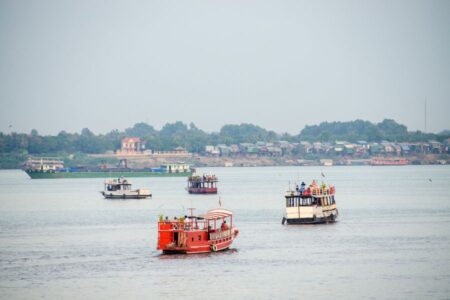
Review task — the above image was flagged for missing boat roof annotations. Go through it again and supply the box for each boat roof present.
[199,209,233,220]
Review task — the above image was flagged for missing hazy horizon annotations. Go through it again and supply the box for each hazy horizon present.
[1,0,449,135]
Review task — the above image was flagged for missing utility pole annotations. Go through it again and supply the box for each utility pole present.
[424,98,427,133]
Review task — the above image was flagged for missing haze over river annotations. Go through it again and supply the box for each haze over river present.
[1,166,449,299]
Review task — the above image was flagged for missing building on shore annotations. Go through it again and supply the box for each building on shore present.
[116,137,143,155]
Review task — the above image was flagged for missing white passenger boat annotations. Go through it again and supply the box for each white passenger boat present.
[282,180,338,225]
[101,178,151,199]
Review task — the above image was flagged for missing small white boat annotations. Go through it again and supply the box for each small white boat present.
[101,178,151,199]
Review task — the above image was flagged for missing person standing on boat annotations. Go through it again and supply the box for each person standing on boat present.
[221,220,228,230]
[300,182,306,195]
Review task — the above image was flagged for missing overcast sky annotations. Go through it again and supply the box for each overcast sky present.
[0,0,449,135]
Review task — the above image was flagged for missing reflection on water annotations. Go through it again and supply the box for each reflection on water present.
[0,166,450,299]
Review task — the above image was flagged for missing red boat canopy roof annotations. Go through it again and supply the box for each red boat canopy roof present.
[200,209,233,220]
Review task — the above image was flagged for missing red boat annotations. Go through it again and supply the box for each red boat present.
[157,209,239,254]
[187,174,218,194]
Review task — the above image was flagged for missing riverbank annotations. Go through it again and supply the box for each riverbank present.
[1,152,448,170]
[91,153,449,168]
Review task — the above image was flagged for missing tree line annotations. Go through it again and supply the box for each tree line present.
[1,119,449,157]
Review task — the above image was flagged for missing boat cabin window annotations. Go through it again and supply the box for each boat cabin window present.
[286,196,315,207]
[106,184,120,191]
[322,196,334,206]
[120,184,131,190]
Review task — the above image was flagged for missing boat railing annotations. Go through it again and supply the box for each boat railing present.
[209,228,232,240]
[286,188,335,197]
[158,220,208,232]
[158,221,233,240]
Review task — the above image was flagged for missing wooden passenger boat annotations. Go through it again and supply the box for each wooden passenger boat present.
[187,174,218,194]
[157,209,238,254]
[282,180,338,225]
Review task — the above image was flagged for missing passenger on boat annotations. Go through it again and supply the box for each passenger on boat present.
[221,220,228,230]
[207,225,212,239]
[300,182,306,195]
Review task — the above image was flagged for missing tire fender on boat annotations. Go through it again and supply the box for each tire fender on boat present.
[211,244,218,252]
[281,217,286,225]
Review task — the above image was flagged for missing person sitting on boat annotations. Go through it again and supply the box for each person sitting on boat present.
[221,220,228,231]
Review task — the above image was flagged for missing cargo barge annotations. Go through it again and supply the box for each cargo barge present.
[23,158,193,179]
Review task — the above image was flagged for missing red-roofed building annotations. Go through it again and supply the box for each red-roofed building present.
[120,137,142,154]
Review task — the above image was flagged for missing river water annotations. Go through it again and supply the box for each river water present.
[0,166,449,299]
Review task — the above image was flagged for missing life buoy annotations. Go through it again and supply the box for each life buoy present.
[211,244,218,252]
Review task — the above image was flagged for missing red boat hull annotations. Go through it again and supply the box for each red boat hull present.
[188,187,218,194]
[162,236,235,254]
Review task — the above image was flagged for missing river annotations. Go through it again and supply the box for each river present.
[1,166,449,299]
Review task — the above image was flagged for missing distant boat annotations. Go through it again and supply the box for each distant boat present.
[23,158,193,179]
[100,178,151,199]
[157,208,239,254]
[187,174,218,194]
[371,158,408,166]
[282,180,338,225]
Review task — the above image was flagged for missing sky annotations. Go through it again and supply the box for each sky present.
[0,0,449,135]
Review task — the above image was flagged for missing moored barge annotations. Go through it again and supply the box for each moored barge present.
[23,158,193,179]
[371,158,408,166]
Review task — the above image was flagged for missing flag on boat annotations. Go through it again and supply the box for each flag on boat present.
[321,171,325,177]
